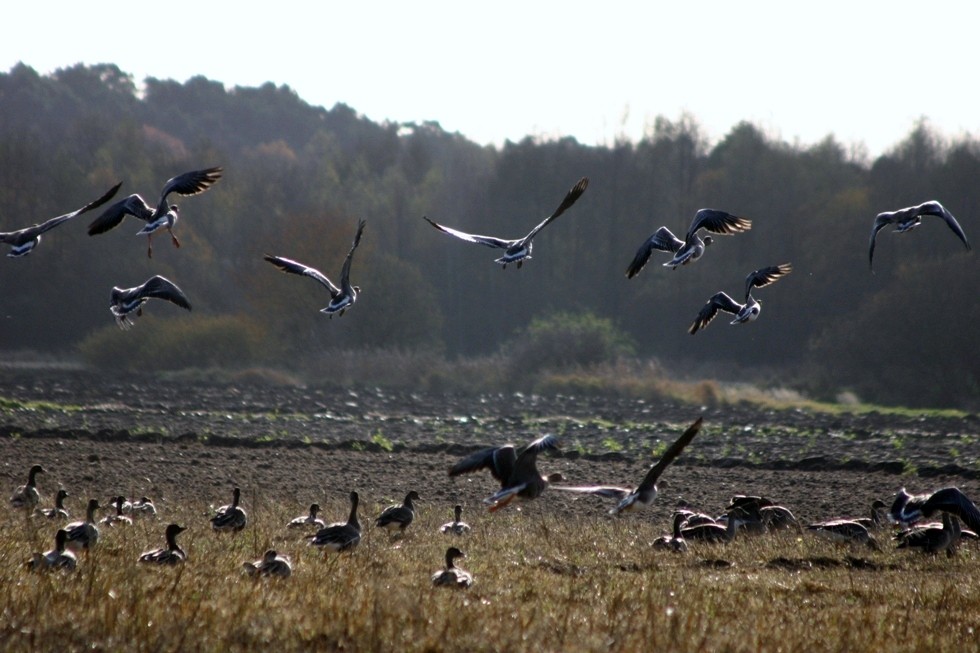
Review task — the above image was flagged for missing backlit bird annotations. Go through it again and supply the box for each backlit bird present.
[689,264,792,334]
[626,208,751,276]
[868,200,971,271]
[109,275,191,329]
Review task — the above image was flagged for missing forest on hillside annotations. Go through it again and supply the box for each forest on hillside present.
[0,63,977,409]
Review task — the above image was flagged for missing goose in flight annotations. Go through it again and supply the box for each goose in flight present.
[109,275,192,329]
[869,201,971,271]
[423,177,589,269]
[689,263,792,334]
[1,182,121,257]
[552,417,703,514]
[264,219,366,317]
[449,434,563,511]
[888,486,980,533]
[626,209,752,276]
[88,167,222,258]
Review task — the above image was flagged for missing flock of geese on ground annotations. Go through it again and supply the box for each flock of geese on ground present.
[0,168,973,331]
[11,415,980,588]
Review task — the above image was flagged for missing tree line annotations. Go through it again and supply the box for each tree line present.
[0,63,976,409]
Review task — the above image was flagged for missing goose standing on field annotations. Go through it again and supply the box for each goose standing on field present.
[130,496,157,518]
[310,491,362,552]
[440,504,471,535]
[423,177,589,269]
[376,490,421,534]
[109,275,192,329]
[626,208,752,276]
[139,524,187,564]
[431,547,474,588]
[211,487,248,532]
[289,503,326,530]
[264,219,366,317]
[681,509,741,543]
[38,488,70,520]
[28,529,77,571]
[1,182,121,257]
[807,519,880,550]
[689,263,793,334]
[101,496,133,527]
[552,417,702,514]
[449,435,563,511]
[243,549,292,578]
[88,167,223,258]
[868,200,971,271]
[64,499,100,551]
[897,512,961,555]
[10,464,45,510]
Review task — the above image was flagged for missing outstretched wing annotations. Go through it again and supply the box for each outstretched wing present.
[140,276,192,310]
[921,487,980,533]
[518,177,589,245]
[448,445,517,486]
[88,194,155,235]
[550,485,631,500]
[688,209,752,238]
[159,167,223,202]
[625,227,683,278]
[422,216,513,249]
[264,255,341,297]
[23,181,123,239]
[868,213,892,271]
[689,292,743,334]
[919,201,972,251]
[339,219,366,291]
[635,417,703,492]
[744,263,792,300]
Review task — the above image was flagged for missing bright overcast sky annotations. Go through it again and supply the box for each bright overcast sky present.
[3,1,978,157]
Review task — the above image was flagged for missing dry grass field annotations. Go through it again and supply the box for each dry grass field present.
[1,368,979,652]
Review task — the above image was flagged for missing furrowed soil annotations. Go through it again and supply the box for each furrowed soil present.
[2,367,979,524]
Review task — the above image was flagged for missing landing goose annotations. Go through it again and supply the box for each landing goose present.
[139,524,187,565]
[264,219,366,317]
[109,275,191,329]
[423,177,589,269]
[376,491,421,533]
[88,167,222,258]
[449,435,563,511]
[310,491,361,552]
[552,417,703,514]
[10,464,45,510]
[689,263,792,334]
[889,487,980,533]
[211,487,247,532]
[869,201,971,271]
[64,499,100,551]
[440,504,471,535]
[626,208,751,276]
[243,549,292,578]
[431,547,473,588]
[1,182,121,257]
[288,503,326,530]
[28,529,77,571]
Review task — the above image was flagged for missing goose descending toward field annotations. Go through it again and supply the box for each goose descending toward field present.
[868,200,971,271]
[10,464,45,510]
[423,177,589,269]
[449,435,563,511]
[243,550,292,578]
[28,529,77,572]
[552,417,703,514]
[689,264,793,334]
[264,219,366,317]
[888,487,980,533]
[626,209,752,276]
[376,491,421,534]
[139,524,187,565]
[211,487,248,532]
[88,167,223,258]
[431,547,474,588]
[310,491,362,552]
[109,275,192,329]
[1,182,121,257]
